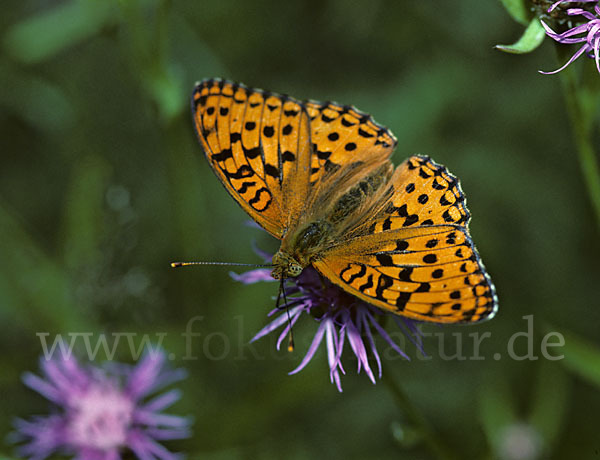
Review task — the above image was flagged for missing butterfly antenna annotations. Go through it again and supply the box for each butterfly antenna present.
[275,277,295,352]
[171,261,273,268]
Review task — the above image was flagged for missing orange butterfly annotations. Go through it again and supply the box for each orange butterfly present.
[191,78,497,324]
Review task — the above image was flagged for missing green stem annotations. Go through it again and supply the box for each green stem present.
[559,67,600,231]
[384,373,458,460]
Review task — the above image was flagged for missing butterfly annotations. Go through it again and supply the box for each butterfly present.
[191,78,497,324]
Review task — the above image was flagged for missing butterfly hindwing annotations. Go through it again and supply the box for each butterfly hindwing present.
[314,225,497,323]
[356,155,471,235]
[314,155,496,323]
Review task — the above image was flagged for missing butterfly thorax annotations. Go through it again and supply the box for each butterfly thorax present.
[272,165,394,280]
[271,220,334,279]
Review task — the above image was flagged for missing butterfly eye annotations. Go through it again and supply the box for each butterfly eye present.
[288,263,302,277]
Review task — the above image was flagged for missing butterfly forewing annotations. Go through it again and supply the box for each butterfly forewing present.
[193,80,287,237]
[303,100,397,187]
[193,79,399,238]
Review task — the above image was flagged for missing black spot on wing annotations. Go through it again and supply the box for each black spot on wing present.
[264,164,279,178]
[245,147,261,159]
[358,274,374,292]
[341,117,356,127]
[237,181,256,194]
[225,165,254,180]
[358,128,374,138]
[396,292,411,310]
[399,267,413,282]
[376,253,394,266]
[282,151,296,162]
[415,282,431,292]
[375,275,393,301]
[340,263,367,284]
[211,148,233,162]
[248,187,272,211]
[263,126,275,137]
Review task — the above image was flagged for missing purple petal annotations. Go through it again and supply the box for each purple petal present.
[595,36,600,72]
[346,317,375,384]
[393,317,425,356]
[360,311,382,378]
[566,8,598,21]
[332,321,346,376]
[142,389,182,412]
[128,431,157,460]
[289,321,327,375]
[275,306,304,351]
[250,239,274,262]
[144,437,183,460]
[230,268,275,284]
[251,305,304,343]
[367,311,410,360]
[539,43,591,74]
[325,321,343,391]
[126,352,166,398]
[59,355,89,386]
[244,219,264,230]
[540,20,586,43]
[22,373,61,404]
[41,359,79,396]
[548,0,597,12]
[134,410,191,428]
[13,416,65,459]
[145,427,192,440]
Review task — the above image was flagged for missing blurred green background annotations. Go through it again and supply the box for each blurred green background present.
[2,1,600,459]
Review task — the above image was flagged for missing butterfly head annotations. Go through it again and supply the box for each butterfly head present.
[271,251,303,279]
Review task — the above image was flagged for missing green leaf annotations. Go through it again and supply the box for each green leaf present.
[499,0,529,25]
[496,18,546,54]
[3,0,114,64]
[558,328,600,389]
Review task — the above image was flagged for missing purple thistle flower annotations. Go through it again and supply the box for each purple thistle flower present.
[12,350,191,460]
[233,259,422,392]
[540,0,600,74]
